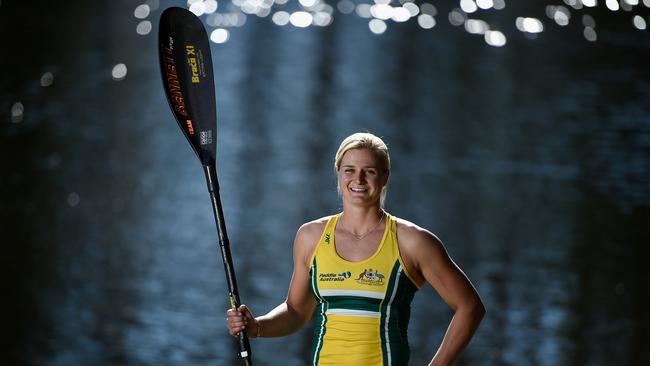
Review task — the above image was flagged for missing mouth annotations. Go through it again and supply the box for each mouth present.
[350,187,368,193]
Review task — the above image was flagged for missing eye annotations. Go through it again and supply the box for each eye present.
[344,168,354,173]
[365,169,377,176]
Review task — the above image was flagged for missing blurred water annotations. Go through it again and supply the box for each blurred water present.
[1,1,649,365]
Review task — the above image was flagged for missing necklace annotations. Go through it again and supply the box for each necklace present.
[341,211,385,241]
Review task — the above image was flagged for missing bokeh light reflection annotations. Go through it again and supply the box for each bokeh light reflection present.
[67,192,80,207]
[484,29,506,46]
[232,13,247,26]
[460,0,478,13]
[316,4,335,15]
[371,4,393,20]
[40,72,54,87]
[420,3,437,16]
[449,9,467,26]
[633,15,647,29]
[337,0,355,14]
[256,7,271,17]
[134,4,150,19]
[584,26,597,41]
[299,0,317,7]
[465,19,489,34]
[620,1,633,11]
[516,17,544,33]
[313,11,333,26]
[582,14,596,28]
[204,0,218,14]
[403,2,419,16]
[547,5,571,26]
[356,4,372,18]
[369,18,387,33]
[476,0,494,10]
[136,20,153,35]
[189,1,206,16]
[606,0,620,10]
[417,13,436,28]
[272,10,291,25]
[391,7,411,22]
[493,0,506,9]
[290,11,313,27]
[210,28,230,43]
[11,102,24,123]
[112,63,127,81]
[564,0,583,9]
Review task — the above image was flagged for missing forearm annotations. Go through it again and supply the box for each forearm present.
[256,302,311,338]
[429,300,485,366]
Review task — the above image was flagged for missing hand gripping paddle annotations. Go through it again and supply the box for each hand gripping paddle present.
[158,7,253,365]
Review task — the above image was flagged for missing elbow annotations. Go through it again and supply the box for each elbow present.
[456,296,485,323]
[472,297,486,323]
[285,301,313,327]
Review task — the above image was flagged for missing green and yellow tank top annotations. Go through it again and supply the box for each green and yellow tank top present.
[309,213,421,366]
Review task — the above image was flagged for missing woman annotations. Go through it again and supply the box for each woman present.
[227,133,485,365]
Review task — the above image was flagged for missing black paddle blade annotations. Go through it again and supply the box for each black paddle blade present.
[159,7,216,167]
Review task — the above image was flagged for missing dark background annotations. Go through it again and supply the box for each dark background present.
[1,0,649,365]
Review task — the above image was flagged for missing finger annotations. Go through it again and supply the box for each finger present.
[227,313,244,321]
[227,320,247,336]
[226,312,245,323]
[226,309,242,317]
[229,318,247,327]
[238,304,254,319]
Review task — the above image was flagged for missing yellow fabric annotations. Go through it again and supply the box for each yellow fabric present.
[315,314,383,366]
[309,213,419,366]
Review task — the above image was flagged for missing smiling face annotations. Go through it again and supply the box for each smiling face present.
[337,148,389,207]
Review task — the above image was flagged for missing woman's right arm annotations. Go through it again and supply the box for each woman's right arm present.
[226,221,321,338]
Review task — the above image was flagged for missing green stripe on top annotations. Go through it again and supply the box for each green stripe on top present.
[311,257,323,301]
[323,295,382,313]
[379,260,417,366]
[379,261,400,366]
[310,258,328,366]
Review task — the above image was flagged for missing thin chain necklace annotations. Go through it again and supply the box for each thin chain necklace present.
[340,210,385,241]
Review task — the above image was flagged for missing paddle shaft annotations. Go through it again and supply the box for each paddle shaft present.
[204,165,252,365]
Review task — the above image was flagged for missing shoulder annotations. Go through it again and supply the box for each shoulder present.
[393,216,446,262]
[293,215,335,265]
[394,216,442,246]
[296,215,332,242]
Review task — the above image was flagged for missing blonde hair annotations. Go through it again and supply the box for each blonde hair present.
[334,132,390,206]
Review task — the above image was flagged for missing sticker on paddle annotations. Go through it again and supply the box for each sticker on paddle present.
[159,7,217,167]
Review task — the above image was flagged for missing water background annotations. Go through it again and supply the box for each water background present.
[1,0,649,365]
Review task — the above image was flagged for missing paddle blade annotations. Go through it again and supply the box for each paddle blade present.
[159,7,217,166]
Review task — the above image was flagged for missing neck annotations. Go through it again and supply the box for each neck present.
[340,204,384,232]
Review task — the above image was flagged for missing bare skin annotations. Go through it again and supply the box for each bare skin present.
[226,148,485,365]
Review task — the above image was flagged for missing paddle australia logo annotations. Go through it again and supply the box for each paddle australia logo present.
[356,268,385,286]
[319,271,351,282]
[324,233,331,244]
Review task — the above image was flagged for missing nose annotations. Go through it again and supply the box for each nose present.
[356,170,367,182]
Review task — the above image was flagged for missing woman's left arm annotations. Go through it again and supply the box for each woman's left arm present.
[401,227,485,366]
